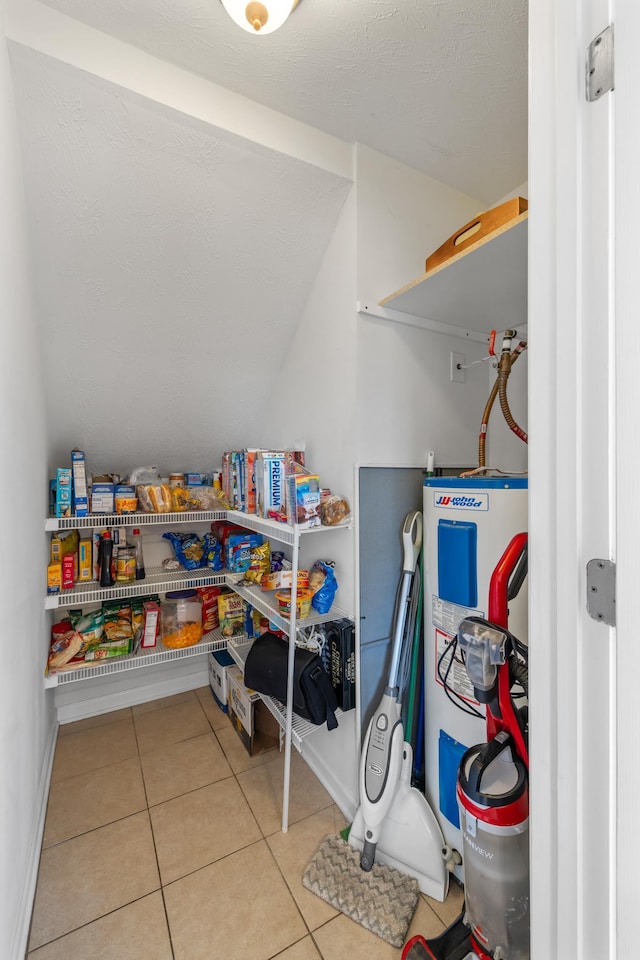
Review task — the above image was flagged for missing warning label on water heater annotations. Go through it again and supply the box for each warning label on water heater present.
[434,627,478,703]
[431,596,483,636]
[431,596,484,703]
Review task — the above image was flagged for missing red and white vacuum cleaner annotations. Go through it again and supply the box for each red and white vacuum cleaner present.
[403,532,529,960]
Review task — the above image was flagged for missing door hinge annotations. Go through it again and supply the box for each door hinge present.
[586,559,615,626]
[586,24,614,102]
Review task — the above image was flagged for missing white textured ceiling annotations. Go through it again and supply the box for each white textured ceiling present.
[36,0,528,202]
[9,45,352,475]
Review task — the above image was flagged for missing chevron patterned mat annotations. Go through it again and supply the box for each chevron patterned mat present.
[302,834,419,947]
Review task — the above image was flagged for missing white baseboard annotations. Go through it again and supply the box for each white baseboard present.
[55,661,209,724]
[10,720,58,960]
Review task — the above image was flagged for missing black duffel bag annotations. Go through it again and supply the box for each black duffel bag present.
[244,632,339,731]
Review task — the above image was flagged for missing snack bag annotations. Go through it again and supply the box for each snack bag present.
[202,532,223,571]
[217,592,246,638]
[162,532,205,570]
[243,541,271,584]
[74,609,105,654]
[309,560,338,614]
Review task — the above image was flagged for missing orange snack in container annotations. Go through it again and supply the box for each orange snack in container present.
[162,590,203,649]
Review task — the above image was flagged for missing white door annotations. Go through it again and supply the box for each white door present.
[530,1,638,957]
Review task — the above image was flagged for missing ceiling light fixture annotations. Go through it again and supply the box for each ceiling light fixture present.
[220,0,300,35]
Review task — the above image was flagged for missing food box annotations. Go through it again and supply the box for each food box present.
[185,473,203,486]
[141,600,160,649]
[78,539,93,582]
[208,649,235,712]
[227,665,280,757]
[55,468,72,518]
[243,449,259,514]
[47,563,62,595]
[71,449,89,517]
[61,553,75,590]
[255,452,286,519]
[261,569,309,592]
[198,586,222,632]
[91,483,115,514]
[286,473,321,528]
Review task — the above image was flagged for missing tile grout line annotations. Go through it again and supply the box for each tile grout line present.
[138,728,177,960]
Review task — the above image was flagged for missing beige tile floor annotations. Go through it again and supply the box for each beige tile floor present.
[28,688,464,960]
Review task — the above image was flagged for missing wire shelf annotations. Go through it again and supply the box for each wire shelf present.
[45,567,227,610]
[228,577,350,634]
[47,509,352,537]
[44,629,227,688]
[45,510,227,532]
[226,637,342,751]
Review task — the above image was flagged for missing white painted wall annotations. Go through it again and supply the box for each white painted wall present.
[485,180,529,473]
[9,45,352,479]
[262,187,358,615]
[0,5,55,956]
[354,145,492,468]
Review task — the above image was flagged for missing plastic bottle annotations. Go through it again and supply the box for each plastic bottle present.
[132,528,146,580]
[98,531,115,587]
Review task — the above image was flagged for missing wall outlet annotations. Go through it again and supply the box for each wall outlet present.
[450,352,465,383]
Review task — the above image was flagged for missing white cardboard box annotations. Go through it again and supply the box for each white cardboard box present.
[208,650,235,712]
[226,664,279,757]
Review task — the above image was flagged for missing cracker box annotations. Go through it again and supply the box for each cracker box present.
[255,452,286,519]
[71,449,89,517]
[227,665,280,757]
[286,473,321,529]
[208,649,235,712]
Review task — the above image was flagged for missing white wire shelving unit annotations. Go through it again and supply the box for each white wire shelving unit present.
[45,506,353,832]
[45,509,226,532]
[226,637,344,754]
[45,629,227,689]
[46,566,227,610]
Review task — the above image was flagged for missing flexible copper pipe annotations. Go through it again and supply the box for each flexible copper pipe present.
[478,346,526,466]
[498,352,528,444]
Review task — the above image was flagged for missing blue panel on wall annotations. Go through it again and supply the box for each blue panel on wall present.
[437,519,477,607]
[438,729,468,827]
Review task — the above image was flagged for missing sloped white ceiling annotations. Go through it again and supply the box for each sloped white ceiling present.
[36,0,527,203]
[10,45,352,476]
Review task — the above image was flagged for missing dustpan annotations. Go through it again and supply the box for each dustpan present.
[348,743,449,902]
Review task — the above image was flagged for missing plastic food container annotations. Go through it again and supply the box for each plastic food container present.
[115,546,136,583]
[162,589,203,648]
[275,588,312,620]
